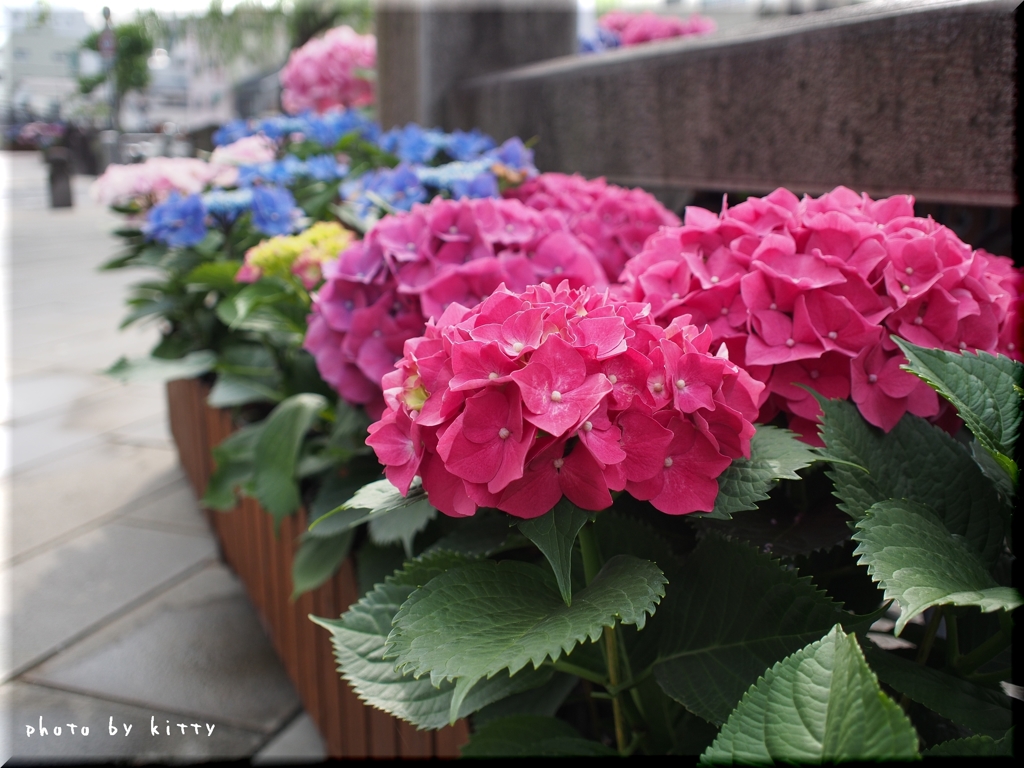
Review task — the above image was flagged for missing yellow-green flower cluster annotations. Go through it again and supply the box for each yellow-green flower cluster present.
[239,221,354,288]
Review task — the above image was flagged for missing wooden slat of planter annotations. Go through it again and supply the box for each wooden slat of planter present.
[172,380,470,758]
[368,699,399,757]
[203,404,237,573]
[236,497,259,611]
[435,721,470,758]
[276,518,299,684]
[262,512,282,655]
[333,560,369,757]
[310,576,338,739]
[292,510,323,727]
[398,720,432,758]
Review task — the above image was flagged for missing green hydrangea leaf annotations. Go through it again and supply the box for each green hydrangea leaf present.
[653,536,853,725]
[818,398,1006,565]
[311,551,551,729]
[252,393,327,524]
[702,626,919,763]
[367,502,437,557]
[184,260,240,292]
[863,646,1011,738]
[207,373,283,408]
[425,509,519,557]
[853,500,1022,635]
[202,422,264,510]
[893,337,1022,483]
[308,477,432,541]
[707,425,821,520]
[516,498,593,606]
[472,673,580,728]
[291,530,354,599]
[103,350,216,383]
[923,730,1013,757]
[460,715,617,757]
[386,556,666,721]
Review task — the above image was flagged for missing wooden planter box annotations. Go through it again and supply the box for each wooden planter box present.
[165,378,469,758]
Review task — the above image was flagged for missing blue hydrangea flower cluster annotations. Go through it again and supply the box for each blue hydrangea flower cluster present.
[341,137,536,218]
[579,27,621,54]
[251,186,304,236]
[237,154,349,187]
[146,185,303,245]
[202,189,254,224]
[145,193,208,247]
[377,124,498,165]
[342,164,427,218]
[212,109,380,149]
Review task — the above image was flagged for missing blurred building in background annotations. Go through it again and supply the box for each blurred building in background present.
[1,5,91,121]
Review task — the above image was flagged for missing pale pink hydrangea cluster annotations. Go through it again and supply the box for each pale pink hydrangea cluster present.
[209,135,277,167]
[280,25,376,115]
[366,282,763,519]
[599,10,716,46]
[503,172,680,281]
[91,157,235,208]
[304,197,608,414]
[619,186,1023,438]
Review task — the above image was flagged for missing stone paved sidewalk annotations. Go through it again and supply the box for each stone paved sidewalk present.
[0,151,325,763]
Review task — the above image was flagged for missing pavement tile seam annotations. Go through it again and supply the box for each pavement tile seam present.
[250,711,327,762]
[15,677,303,736]
[3,557,217,684]
[2,386,148,430]
[113,517,213,539]
[3,475,194,568]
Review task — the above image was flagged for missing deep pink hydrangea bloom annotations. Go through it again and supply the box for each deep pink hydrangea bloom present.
[304,197,608,415]
[599,10,716,45]
[620,186,1023,441]
[280,26,376,114]
[366,282,763,519]
[503,172,680,281]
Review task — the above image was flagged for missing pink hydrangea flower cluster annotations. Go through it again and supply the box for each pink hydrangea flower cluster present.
[503,172,680,282]
[280,26,376,115]
[91,157,235,208]
[619,186,1023,439]
[366,282,763,519]
[209,135,277,167]
[599,10,716,46]
[305,197,608,414]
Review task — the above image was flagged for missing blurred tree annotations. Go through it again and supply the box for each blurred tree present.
[80,20,154,130]
[289,0,373,49]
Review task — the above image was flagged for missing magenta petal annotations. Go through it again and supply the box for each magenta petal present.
[575,316,629,359]
[617,410,673,483]
[560,442,613,510]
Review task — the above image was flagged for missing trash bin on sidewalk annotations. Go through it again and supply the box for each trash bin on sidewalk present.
[47,147,73,208]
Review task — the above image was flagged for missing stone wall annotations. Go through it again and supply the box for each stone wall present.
[443,0,1016,207]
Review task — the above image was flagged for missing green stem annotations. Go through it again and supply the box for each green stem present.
[901,607,943,710]
[577,523,628,755]
[945,611,959,669]
[915,607,943,664]
[965,668,1012,686]
[548,659,608,687]
[621,732,643,757]
[955,628,1012,676]
[606,666,653,697]
[997,610,1013,636]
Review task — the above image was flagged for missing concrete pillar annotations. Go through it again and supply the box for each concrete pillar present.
[376,0,577,131]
